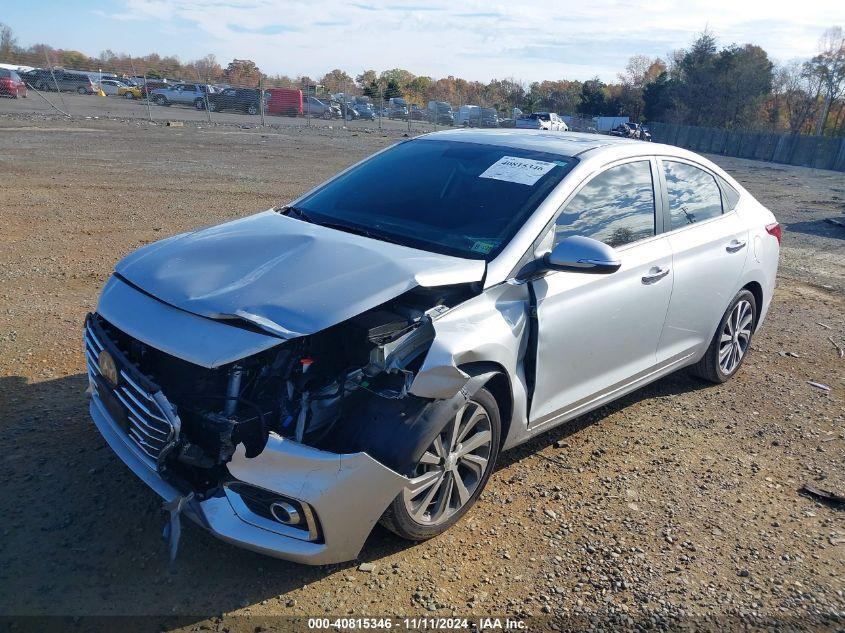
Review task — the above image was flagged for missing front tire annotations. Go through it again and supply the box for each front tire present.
[691,289,756,383]
[380,387,500,541]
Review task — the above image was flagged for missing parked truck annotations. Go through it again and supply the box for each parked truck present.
[267,88,303,116]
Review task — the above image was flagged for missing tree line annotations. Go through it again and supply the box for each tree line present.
[1,22,843,136]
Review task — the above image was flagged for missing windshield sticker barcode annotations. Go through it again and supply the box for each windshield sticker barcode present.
[479,156,557,186]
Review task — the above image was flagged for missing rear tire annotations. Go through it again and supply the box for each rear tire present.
[690,289,756,383]
[247,104,258,115]
[77,86,87,95]
[124,92,134,99]
[380,387,500,541]
[194,98,205,110]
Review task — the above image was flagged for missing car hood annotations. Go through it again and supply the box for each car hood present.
[115,210,486,339]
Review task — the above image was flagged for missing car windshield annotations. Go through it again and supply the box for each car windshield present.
[530,113,550,121]
[0,69,10,78]
[294,139,577,260]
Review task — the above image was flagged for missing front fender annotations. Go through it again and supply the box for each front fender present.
[409,283,531,448]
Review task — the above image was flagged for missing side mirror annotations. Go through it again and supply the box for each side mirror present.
[543,236,621,274]
[515,235,622,281]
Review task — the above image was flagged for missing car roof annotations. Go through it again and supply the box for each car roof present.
[418,129,639,157]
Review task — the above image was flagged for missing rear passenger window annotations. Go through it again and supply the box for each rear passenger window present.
[555,160,655,248]
[663,161,723,229]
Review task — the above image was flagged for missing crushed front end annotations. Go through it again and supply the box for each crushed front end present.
[84,276,477,564]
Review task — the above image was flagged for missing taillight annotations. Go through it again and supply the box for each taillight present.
[765,222,782,245]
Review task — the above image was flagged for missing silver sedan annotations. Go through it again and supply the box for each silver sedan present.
[85,130,780,564]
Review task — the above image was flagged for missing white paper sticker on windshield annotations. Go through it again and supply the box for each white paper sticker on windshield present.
[479,156,557,186]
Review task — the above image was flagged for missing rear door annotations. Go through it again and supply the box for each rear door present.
[655,158,749,363]
[530,158,674,425]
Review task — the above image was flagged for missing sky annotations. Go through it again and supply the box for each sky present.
[4,0,845,83]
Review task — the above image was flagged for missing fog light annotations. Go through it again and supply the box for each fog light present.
[224,482,321,542]
[270,501,301,525]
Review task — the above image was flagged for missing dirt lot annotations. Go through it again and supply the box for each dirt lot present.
[0,114,843,631]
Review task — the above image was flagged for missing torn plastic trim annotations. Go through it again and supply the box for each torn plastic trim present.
[328,372,497,474]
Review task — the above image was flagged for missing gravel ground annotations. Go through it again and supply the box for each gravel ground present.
[0,114,843,632]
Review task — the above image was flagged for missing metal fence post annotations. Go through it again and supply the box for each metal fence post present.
[143,73,153,122]
[259,76,266,127]
[44,49,68,115]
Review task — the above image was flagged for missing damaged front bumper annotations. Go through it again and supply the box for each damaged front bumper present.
[88,390,410,565]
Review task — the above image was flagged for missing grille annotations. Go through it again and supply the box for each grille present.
[84,317,178,468]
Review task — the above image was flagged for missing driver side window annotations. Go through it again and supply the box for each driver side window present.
[555,160,656,249]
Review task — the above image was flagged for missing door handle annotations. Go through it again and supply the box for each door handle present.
[726,239,747,253]
[641,266,670,284]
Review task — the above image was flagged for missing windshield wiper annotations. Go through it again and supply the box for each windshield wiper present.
[317,220,404,246]
[280,207,404,246]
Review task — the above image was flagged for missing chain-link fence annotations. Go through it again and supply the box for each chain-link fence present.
[0,54,521,135]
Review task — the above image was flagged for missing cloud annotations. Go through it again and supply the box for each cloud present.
[228,23,298,35]
[94,0,845,82]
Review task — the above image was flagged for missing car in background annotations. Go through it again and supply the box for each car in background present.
[149,83,213,109]
[354,102,377,120]
[22,69,96,94]
[99,78,141,99]
[119,84,142,100]
[409,105,426,121]
[427,101,454,125]
[454,105,481,127]
[516,112,567,131]
[304,96,341,119]
[610,122,652,141]
[206,87,263,115]
[480,108,499,128]
[388,97,409,119]
[0,69,27,98]
[139,80,169,98]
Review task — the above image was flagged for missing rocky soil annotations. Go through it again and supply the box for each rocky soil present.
[0,114,842,632]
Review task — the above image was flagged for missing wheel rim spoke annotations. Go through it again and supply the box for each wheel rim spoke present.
[407,469,442,497]
[419,450,440,466]
[457,405,484,445]
[412,472,445,521]
[430,473,454,522]
[453,469,471,505]
[460,453,488,478]
[456,430,492,458]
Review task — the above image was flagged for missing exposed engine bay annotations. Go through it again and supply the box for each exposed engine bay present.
[94,283,477,494]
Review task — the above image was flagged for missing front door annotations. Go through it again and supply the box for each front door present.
[529,158,674,426]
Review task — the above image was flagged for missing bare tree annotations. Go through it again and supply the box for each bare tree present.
[774,61,823,134]
[805,26,845,135]
[0,22,17,61]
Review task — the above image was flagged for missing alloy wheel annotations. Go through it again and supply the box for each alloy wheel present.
[402,400,493,526]
[719,299,753,374]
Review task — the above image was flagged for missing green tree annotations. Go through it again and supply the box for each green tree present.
[383,78,402,100]
[643,72,678,121]
[577,79,608,115]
